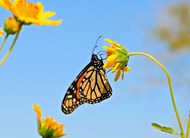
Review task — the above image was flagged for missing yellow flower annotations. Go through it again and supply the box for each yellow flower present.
[0,0,62,26]
[0,28,3,37]
[103,38,130,81]
[4,16,19,34]
[33,104,66,138]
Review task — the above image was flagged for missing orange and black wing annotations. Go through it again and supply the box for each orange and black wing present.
[79,65,112,104]
[61,63,91,114]
[61,54,112,114]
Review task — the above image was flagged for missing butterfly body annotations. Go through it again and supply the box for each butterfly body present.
[61,54,112,114]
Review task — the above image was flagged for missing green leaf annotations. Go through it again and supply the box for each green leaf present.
[152,123,180,136]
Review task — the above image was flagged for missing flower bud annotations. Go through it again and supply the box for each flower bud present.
[4,17,19,35]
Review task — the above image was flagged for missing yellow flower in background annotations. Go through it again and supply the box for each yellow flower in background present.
[0,28,3,37]
[0,0,62,66]
[103,38,130,81]
[33,104,66,138]
[0,0,62,26]
[4,16,19,34]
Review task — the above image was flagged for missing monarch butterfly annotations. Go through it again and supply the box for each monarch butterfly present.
[61,53,112,114]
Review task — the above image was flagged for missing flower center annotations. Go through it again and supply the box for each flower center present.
[16,2,41,18]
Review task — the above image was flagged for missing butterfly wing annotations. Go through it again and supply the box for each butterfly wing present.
[79,65,112,104]
[61,54,112,114]
[61,63,91,114]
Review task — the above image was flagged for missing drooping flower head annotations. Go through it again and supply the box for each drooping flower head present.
[4,16,19,34]
[0,28,3,37]
[103,38,130,81]
[33,104,66,138]
[0,0,62,26]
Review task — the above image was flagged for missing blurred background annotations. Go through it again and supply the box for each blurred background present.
[0,0,189,138]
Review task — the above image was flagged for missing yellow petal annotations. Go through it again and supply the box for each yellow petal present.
[103,60,115,68]
[14,0,26,5]
[38,11,56,19]
[38,19,62,26]
[55,130,65,137]
[104,38,115,45]
[13,0,18,5]
[114,70,121,81]
[124,66,130,72]
[33,104,42,122]
[102,46,117,53]
[55,124,65,137]
[107,54,117,62]
[111,62,120,73]
[0,28,4,37]
[36,2,43,10]
[28,18,62,26]
[0,0,12,10]
[44,116,52,128]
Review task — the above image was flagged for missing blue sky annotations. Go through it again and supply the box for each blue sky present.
[0,0,189,138]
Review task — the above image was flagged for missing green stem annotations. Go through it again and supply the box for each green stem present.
[186,112,190,138]
[128,52,185,138]
[0,33,9,51]
[0,25,22,66]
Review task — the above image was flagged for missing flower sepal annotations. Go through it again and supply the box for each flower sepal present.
[38,122,55,138]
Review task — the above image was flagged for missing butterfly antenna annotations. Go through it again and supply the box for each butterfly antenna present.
[92,36,102,55]
[97,50,106,55]
[106,69,112,73]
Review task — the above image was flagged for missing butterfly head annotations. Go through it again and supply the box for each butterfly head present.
[91,54,103,68]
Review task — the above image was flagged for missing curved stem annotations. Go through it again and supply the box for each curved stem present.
[0,34,9,51]
[0,25,22,66]
[128,52,185,138]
